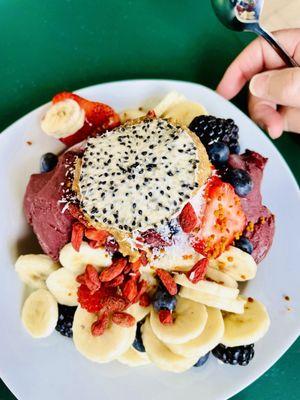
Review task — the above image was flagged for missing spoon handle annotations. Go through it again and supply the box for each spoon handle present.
[252,25,299,67]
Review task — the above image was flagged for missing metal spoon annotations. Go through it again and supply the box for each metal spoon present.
[211,0,299,67]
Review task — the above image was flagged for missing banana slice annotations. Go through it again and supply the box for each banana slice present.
[127,302,151,322]
[222,297,270,347]
[73,307,136,363]
[174,273,239,299]
[142,318,198,373]
[59,242,112,275]
[210,246,257,282]
[153,91,186,117]
[41,99,85,139]
[179,287,246,314]
[205,267,238,289]
[118,346,151,367]
[150,297,208,344]
[150,251,201,272]
[162,100,207,126]
[167,307,224,358]
[21,289,58,338]
[15,254,60,289]
[46,268,79,306]
[120,108,146,123]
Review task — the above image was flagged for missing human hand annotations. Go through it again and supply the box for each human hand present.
[217,29,300,138]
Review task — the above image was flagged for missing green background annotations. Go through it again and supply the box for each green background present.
[0,1,299,399]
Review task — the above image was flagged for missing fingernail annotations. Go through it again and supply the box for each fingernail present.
[249,73,270,97]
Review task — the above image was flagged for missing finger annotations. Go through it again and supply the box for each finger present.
[249,68,300,108]
[248,93,284,139]
[217,29,300,99]
[280,106,300,133]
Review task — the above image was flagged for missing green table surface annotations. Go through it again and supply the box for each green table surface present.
[0,1,299,399]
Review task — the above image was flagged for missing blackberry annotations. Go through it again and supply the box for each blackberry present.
[189,115,240,155]
[132,321,145,352]
[55,304,77,338]
[212,344,255,366]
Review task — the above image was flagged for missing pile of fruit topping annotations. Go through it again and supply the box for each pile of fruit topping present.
[17,91,275,372]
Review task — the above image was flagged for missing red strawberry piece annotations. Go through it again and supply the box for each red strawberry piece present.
[186,258,208,284]
[112,312,136,327]
[71,222,84,252]
[159,310,173,325]
[76,273,86,285]
[52,92,120,147]
[139,292,151,307]
[91,312,109,336]
[99,258,127,282]
[77,284,116,313]
[156,269,178,296]
[192,177,246,258]
[85,264,101,294]
[137,229,171,248]
[179,202,198,233]
[85,229,110,245]
[101,295,128,312]
[122,277,138,302]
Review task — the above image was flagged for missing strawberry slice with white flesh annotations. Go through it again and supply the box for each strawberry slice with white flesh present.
[192,177,246,258]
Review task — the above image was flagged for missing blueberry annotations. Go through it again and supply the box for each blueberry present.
[152,284,177,312]
[40,152,58,173]
[207,142,229,165]
[132,321,145,352]
[227,168,253,197]
[167,219,181,236]
[234,236,253,254]
[193,352,210,367]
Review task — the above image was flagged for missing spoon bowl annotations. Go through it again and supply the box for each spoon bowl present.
[211,0,298,67]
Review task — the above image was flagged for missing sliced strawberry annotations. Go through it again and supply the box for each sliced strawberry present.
[192,177,246,258]
[52,92,120,147]
[178,202,198,233]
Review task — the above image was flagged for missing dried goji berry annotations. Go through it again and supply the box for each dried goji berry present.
[156,269,178,295]
[99,258,127,282]
[186,258,208,284]
[85,264,101,294]
[122,277,138,302]
[158,310,173,325]
[68,203,90,227]
[91,312,109,336]
[85,229,109,245]
[102,295,128,312]
[88,240,101,249]
[105,274,125,288]
[123,262,133,274]
[112,312,136,327]
[139,292,151,307]
[71,222,84,252]
[178,202,198,233]
[140,251,148,266]
[134,280,148,303]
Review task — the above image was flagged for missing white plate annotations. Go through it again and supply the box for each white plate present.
[0,80,299,400]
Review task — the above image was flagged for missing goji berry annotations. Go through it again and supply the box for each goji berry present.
[85,229,109,245]
[123,262,133,274]
[112,312,136,327]
[99,258,127,282]
[139,292,151,307]
[140,251,148,266]
[71,222,84,252]
[134,280,148,302]
[158,310,173,325]
[88,240,101,249]
[122,277,138,302]
[156,269,178,295]
[91,312,109,336]
[178,202,198,233]
[105,274,125,288]
[186,258,208,284]
[85,264,101,294]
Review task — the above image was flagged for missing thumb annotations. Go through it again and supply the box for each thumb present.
[249,68,300,108]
